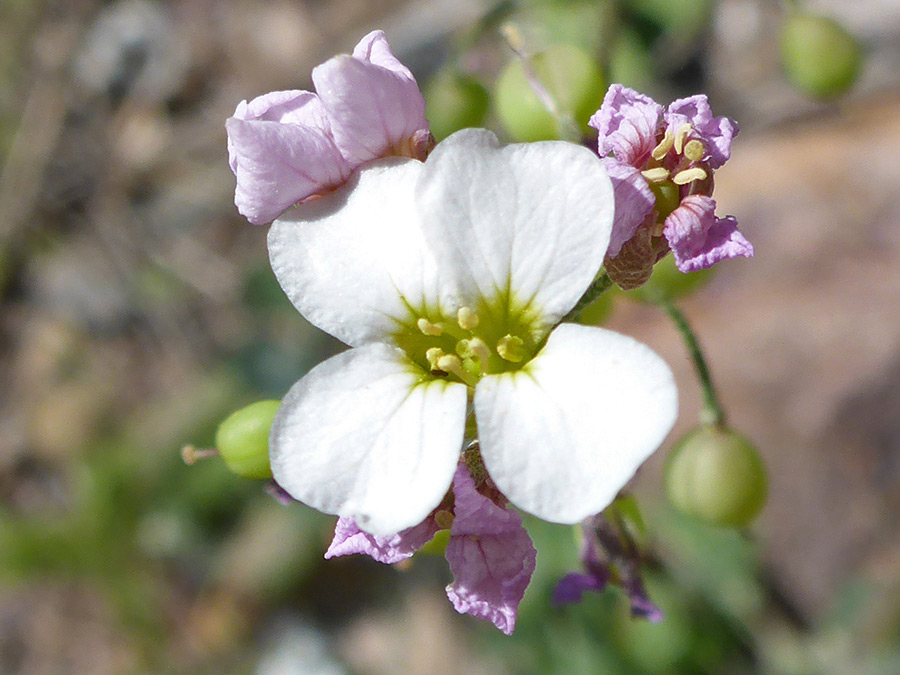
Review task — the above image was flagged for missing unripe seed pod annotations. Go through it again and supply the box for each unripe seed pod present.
[215,400,281,480]
[424,70,490,141]
[665,426,767,527]
[780,13,862,100]
[494,43,605,142]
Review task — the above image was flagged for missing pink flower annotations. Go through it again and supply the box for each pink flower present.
[326,461,536,635]
[226,31,432,225]
[589,85,752,288]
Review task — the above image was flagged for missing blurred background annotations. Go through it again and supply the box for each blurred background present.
[1,0,899,672]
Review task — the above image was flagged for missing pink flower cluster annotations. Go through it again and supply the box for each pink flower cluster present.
[326,461,536,635]
[590,85,753,288]
[226,31,432,224]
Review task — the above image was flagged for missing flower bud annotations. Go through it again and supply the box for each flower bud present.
[215,400,280,480]
[780,13,862,99]
[494,43,605,142]
[665,425,767,527]
[424,70,490,141]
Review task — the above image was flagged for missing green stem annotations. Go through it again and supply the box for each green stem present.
[657,298,725,427]
[564,272,613,322]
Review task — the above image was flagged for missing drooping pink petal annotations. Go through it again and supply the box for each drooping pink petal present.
[665,95,738,169]
[226,91,350,224]
[602,158,656,259]
[663,195,753,272]
[552,572,607,605]
[444,464,536,635]
[589,84,664,167]
[313,31,428,166]
[325,516,440,564]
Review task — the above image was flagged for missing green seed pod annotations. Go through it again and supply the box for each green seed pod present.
[665,426,767,527]
[424,70,490,141]
[215,400,281,480]
[780,13,862,99]
[494,43,605,142]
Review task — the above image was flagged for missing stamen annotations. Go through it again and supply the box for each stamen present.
[467,337,492,366]
[426,347,445,371]
[497,335,526,363]
[651,130,675,160]
[672,167,708,185]
[434,509,455,529]
[641,167,670,183]
[674,123,692,155]
[436,354,478,386]
[417,318,444,336]
[457,337,491,374]
[457,306,480,330]
[683,139,705,162]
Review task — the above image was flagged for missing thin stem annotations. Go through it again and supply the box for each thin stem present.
[657,298,725,427]
[564,272,613,322]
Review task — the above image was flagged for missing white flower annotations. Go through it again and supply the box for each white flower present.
[267,129,677,535]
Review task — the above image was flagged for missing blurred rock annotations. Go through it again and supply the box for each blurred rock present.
[73,0,189,103]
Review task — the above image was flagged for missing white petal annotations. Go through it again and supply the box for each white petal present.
[415,129,614,332]
[270,343,467,535]
[268,158,454,346]
[474,323,677,523]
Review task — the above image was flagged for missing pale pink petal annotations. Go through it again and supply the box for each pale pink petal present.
[665,95,738,169]
[313,33,427,165]
[226,91,349,224]
[352,30,416,81]
[589,84,664,167]
[663,196,753,272]
[602,158,655,259]
[325,516,440,564]
[444,465,536,635]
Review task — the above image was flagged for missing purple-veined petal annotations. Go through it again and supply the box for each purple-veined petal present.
[325,515,440,564]
[313,32,427,166]
[269,343,467,536]
[268,157,455,347]
[415,129,614,336]
[663,195,753,272]
[589,84,664,167]
[474,323,677,524]
[665,95,738,169]
[445,464,536,635]
[602,158,656,259]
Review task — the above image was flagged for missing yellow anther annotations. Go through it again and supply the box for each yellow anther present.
[434,509,455,529]
[417,318,444,336]
[457,306,480,331]
[496,335,526,363]
[457,337,491,373]
[426,347,445,370]
[651,130,675,160]
[674,123,692,155]
[683,139,705,162]
[672,167,708,185]
[467,337,492,365]
[436,353,478,386]
[641,167,670,183]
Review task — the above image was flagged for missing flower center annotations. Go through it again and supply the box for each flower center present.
[640,123,713,208]
[393,301,541,387]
